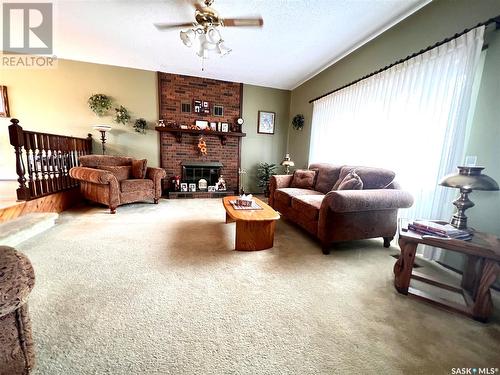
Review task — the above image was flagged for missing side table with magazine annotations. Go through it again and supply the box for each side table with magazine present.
[394,219,500,322]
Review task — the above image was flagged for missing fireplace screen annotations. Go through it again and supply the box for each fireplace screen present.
[181,161,223,189]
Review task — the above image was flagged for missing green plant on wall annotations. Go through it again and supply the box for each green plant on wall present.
[133,118,148,134]
[292,114,305,130]
[257,162,277,197]
[114,105,131,125]
[88,94,112,117]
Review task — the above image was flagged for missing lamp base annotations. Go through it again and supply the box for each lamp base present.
[449,188,474,230]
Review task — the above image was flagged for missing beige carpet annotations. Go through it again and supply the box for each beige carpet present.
[17,199,500,375]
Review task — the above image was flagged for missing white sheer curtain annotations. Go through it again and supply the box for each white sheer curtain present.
[309,27,484,258]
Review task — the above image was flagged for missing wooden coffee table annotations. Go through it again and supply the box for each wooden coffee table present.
[222,196,280,251]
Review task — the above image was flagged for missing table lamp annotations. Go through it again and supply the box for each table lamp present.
[281,154,295,175]
[93,125,111,155]
[439,166,499,230]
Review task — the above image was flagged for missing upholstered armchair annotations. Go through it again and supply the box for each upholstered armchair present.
[69,155,166,214]
[0,246,36,375]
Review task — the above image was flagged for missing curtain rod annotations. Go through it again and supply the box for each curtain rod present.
[309,15,500,104]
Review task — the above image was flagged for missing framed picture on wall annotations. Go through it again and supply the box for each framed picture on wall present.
[193,99,202,113]
[0,86,10,117]
[258,111,275,135]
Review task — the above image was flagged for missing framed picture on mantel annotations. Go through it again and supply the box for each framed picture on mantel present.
[258,111,275,135]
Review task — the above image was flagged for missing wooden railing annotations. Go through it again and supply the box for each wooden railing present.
[8,118,93,200]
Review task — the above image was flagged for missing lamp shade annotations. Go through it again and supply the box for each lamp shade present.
[439,166,499,191]
[93,125,111,132]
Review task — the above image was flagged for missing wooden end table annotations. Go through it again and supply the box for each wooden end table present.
[394,219,500,322]
[222,196,280,251]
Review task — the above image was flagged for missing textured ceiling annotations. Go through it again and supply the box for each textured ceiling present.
[49,0,429,89]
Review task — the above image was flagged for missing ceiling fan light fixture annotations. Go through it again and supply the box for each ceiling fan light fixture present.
[216,40,232,56]
[197,41,210,59]
[206,27,222,44]
[180,29,196,47]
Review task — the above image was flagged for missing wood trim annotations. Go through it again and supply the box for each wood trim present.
[0,85,10,117]
[239,82,243,118]
[157,71,162,121]
[0,187,82,223]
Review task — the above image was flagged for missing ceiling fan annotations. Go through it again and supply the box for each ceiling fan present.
[154,0,264,59]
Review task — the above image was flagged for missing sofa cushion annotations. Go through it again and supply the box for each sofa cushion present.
[290,169,317,189]
[100,165,131,181]
[291,195,324,220]
[308,163,343,193]
[274,188,323,206]
[337,170,364,190]
[121,179,153,193]
[131,159,147,179]
[333,166,395,190]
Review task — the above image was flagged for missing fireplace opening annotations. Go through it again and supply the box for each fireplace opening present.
[181,161,224,189]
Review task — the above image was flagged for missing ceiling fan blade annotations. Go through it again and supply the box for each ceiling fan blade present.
[222,18,263,27]
[154,22,195,30]
[190,0,204,12]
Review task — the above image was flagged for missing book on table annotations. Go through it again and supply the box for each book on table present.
[409,220,472,240]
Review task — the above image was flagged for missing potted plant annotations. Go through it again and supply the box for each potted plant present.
[133,118,148,134]
[257,162,277,197]
[291,114,305,131]
[114,105,131,125]
[88,94,112,117]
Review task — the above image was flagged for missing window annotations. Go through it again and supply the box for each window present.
[181,102,191,113]
[309,27,485,228]
[213,105,224,117]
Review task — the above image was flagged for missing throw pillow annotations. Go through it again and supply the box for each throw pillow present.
[131,159,147,179]
[290,169,317,189]
[100,165,131,181]
[337,171,364,190]
[333,166,395,190]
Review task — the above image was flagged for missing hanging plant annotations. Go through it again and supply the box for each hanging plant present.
[114,105,131,125]
[291,114,305,131]
[88,94,112,117]
[133,118,148,134]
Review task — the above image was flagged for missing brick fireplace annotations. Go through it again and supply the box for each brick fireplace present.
[156,72,244,195]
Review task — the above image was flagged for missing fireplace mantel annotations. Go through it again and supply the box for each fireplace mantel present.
[155,127,246,145]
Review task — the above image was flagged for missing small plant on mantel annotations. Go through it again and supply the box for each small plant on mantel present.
[114,105,131,125]
[88,94,112,117]
[133,118,148,134]
[257,162,277,197]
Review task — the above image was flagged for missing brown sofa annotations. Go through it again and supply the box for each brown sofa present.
[269,163,414,254]
[0,246,36,375]
[69,155,166,214]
